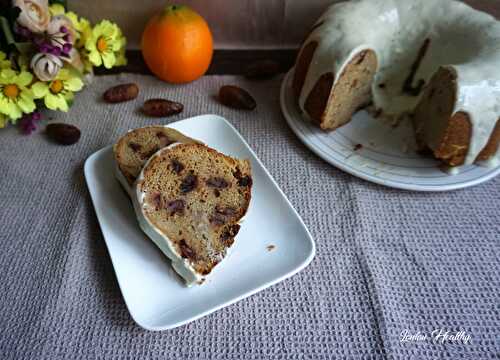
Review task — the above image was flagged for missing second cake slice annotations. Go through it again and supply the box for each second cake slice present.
[133,143,252,286]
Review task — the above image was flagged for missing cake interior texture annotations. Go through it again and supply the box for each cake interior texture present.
[138,144,252,276]
[293,0,500,167]
[114,126,200,185]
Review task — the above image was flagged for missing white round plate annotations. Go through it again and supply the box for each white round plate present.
[280,70,500,191]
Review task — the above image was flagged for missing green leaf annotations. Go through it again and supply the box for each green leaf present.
[14,41,34,54]
[0,4,20,53]
[0,16,15,46]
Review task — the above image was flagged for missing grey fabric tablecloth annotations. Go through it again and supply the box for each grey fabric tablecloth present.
[1,74,499,359]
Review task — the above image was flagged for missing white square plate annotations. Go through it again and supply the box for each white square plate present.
[84,114,315,331]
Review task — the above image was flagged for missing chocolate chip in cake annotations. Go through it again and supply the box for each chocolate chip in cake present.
[213,189,221,198]
[216,206,237,216]
[209,213,226,226]
[166,199,185,216]
[180,174,198,193]
[237,176,252,187]
[151,192,163,210]
[210,206,237,226]
[206,177,229,189]
[140,147,160,160]
[171,159,185,174]
[220,224,240,245]
[129,142,142,152]
[157,132,174,148]
[178,240,196,259]
[232,168,243,180]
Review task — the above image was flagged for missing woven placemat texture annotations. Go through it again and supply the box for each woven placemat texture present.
[0,74,499,359]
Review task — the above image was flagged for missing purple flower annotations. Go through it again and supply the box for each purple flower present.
[19,112,42,135]
[15,24,32,39]
[62,43,72,55]
[33,36,44,46]
[32,112,42,122]
[50,46,62,56]
[60,26,68,34]
[19,117,36,135]
[40,43,51,54]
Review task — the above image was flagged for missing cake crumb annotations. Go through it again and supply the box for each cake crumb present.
[266,245,276,252]
[353,144,363,151]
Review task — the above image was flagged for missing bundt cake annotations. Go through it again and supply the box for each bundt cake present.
[293,0,500,168]
[133,143,252,286]
[113,126,201,194]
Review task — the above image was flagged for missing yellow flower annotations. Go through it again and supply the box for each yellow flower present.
[70,14,92,49]
[0,51,11,69]
[85,20,126,69]
[80,18,92,44]
[114,29,127,66]
[48,3,65,16]
[32,68,83,111]
[115,47,127,67]
[0,69,36,121]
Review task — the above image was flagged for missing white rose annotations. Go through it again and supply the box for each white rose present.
[14,0,50,33]
[30,53,63,81]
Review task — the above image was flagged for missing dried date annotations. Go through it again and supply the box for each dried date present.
[142,99,183,117]
[46,123,80,145]
[218,85,256,110]
[103,83,139,103]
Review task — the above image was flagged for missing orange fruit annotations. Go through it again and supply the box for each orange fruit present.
[141,5,213,83]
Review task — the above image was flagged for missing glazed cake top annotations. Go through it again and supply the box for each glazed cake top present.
[298,0,500,166]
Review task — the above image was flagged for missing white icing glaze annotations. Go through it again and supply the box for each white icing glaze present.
[298,0,500,167]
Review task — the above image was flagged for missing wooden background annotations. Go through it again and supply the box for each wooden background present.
[70,0,500,50]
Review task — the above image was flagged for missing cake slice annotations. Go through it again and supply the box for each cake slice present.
[133,143,252,286]
[113,126,201,194]
[413,67,500,167]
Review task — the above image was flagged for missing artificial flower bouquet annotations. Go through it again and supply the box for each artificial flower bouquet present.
[0,0,126,133]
